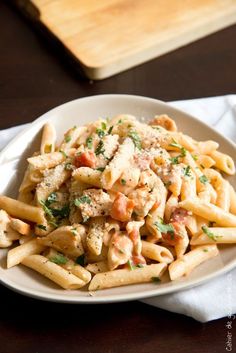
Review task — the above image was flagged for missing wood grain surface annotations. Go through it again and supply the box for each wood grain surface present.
[15,0,236,79]
[0,2,236,353]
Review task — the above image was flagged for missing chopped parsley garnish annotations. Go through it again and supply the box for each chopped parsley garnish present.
[203,249,208,252]
[154,221,175,235]
[128,130,142,150]
[64,135,71,143]
[192,154,198,161]
[183,165,191,177]
[127,260,144,270]
[49,253,68,265]
[108,126,113,134]
[51,205,70,219]
[59,150,67,158]
[40,200,54,219]
[169,139,187,159]
[151,277,161,283]
[40,193,70,227]
[36,224,47,231]
[199,175,208,184]
[118,119,122,124]
[96,167,105,172]
[101,122,107,130]
[170,156,179,165]
[86,136,93,149]
[201,226,222,242]
[121,178,126,185]
[96,128,106,138]
[169,139,182,149]
[76,254,86,266]
[74,195,91,207]
[95,140,105,156]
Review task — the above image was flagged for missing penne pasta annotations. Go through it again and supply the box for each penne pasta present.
[7,239,46,268]
[89,263,167,291]
[179,198,236,227]
[40,122,56,154]
[169,244,219,280]
[22,255,86,289]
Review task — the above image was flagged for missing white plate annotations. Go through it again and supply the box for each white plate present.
[0,94,235,303]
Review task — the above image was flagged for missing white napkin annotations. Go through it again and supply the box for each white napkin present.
[1,95,236,322]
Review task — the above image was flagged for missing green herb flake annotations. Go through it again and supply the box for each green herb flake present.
[151,277,161,283]
[108,126,114,134]
[180,147,187,157]
[128,130,142,150]
[118,119,122,124]
[95,140,105,156]
[59,150,67,158]
[170,156,179,165]
[201,226,222,242]
[51,205,70,219]
[154,221,174,235]
[40,200,54,219]
[96,167,105,172]
[50,254,68,265]
[74,195,92,207]
[64,135,71,143]
[203,249,208,252]
[36,224,47,231]
[183,165,191,177]
[191,154,198,161]
[96,128,106,138]
[86,136,93,149]
[169,139,182,149]
[120,178,126,185]
[76,254,85,266]
[199,175,208,184]
[127,260,135,271]
[101,122,107,130]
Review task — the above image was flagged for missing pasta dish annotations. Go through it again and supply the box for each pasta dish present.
[0,114,235,291]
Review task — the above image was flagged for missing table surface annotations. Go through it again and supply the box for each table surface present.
[1,2,236,353]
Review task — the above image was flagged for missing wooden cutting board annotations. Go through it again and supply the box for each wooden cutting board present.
[16,0,236,80]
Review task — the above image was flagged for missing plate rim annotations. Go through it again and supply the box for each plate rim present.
[0,94,235,303]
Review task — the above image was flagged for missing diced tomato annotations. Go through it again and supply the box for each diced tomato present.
[74,151,96,168]
[170,207,189,225]
[161,221,183,246]
[132,254,146,265]
[110,192,135,222]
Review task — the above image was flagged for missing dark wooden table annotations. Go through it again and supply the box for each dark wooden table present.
[1,2,236,353]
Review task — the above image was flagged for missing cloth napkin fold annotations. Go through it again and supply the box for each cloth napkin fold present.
[1,95,236,322]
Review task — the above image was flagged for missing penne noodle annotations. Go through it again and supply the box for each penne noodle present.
[101,137,135,189]
[209,150,235,175]
[141,240,174,263]
[190,227,236,245]
[40,122,56,154]
[0,195,45,223]
[89,263,167,291]
[7,239,46,268]
[22,255,86,289]
[73,167,102,188]
[169,244,219,280]
[179,198,236,227]
[28,152,66,170]
[86,261,109,274]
